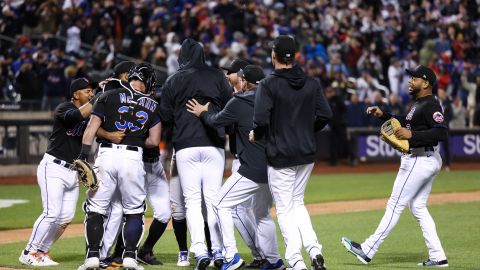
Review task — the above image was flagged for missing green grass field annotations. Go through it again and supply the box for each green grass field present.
[1,170,480,230]
[1,170,479,269]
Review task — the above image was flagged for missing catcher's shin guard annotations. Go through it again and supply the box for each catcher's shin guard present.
[85,212,105,258]
[123,214,145,258]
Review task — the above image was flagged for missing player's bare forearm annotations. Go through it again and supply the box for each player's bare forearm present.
[82,115,102,146]
[78,102,93,119]
[145,122,161,147]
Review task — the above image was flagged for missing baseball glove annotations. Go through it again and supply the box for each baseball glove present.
[70,159,99,190]
[380,118,409,153]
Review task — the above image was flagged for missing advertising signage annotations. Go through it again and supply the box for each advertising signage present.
[354,130,480,162]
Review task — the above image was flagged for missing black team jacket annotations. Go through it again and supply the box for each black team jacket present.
[253,64,332,167]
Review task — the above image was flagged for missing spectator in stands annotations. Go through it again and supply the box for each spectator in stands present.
[325,86,348,166]
[123,15,146,58]
[357,44,383,80]
[356,70,385,102]
[460,64,478,128]
[450,96,467,129]
[15,59,42,106]
[419,40,436,67]
[0,0,479,124]
[387,57,405,97]
[327,52,348,78]
[167,44,181,76]
[388,94,405,116]
[368,90,389,127]
[40,57,67,111]
[438,88,453,171]
[66,19,81,56]
[346,92,368,127]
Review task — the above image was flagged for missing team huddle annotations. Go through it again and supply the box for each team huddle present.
[19,35,450,270]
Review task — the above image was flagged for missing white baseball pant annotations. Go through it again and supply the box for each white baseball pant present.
[170,151,186,221]
[100,190,123,259]
[214,172,281,263]
[230,158,262,260]
[175,146,224,256]
[100,158,171,258]
[26,153,79,253]
[360,149,447,261]
[85,144,146,215]
[268,163,322,270]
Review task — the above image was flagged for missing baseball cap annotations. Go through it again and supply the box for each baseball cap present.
[70,78,97,95]
[271,35,297,61]
[222,59,250,75]
[406,65,437,87]
[237,65,265,84]
[113,61,135,77]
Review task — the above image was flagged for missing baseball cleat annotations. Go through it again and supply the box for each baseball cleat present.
[177,251,190,266]
[311,254,326,270]
[195,254,212,270]
[246,258,267,268]
[220,253,245,270]
[77,257,100,270]
[212,250,225,269]
[137,247,162,265]
[19,250,49,266]
[341,237,371,265]
[40,251,59,266]
[417,259,449,267]
[122,257,144,270]
[260,259,286,270]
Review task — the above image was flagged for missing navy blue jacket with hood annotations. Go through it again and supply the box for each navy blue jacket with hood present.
[160,38,232,151]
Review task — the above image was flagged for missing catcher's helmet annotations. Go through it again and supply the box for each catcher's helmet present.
[128,63,157,92]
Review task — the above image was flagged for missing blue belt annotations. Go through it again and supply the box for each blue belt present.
[53,158,73,169]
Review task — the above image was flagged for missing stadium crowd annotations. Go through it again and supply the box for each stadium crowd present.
[1,0,480,128]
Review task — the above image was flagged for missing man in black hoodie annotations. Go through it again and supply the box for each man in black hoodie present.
[159,38,232,270]
[251,36,332,270]
[186,65,285,270]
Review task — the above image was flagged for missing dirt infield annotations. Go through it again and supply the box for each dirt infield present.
[1,190,479,245]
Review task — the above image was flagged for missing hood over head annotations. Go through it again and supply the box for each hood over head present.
[178,38,206,70]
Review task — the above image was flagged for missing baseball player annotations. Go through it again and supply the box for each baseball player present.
[251,35,332,270]
[341,65,449,267]
[186,65,285,270]
[77,63,161,270]
[94,61,136,267]
[99,134,171,268]
[222,58,267,267]
[19,78,95,266]
[159,38,231,270]
[96,65,171,268]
